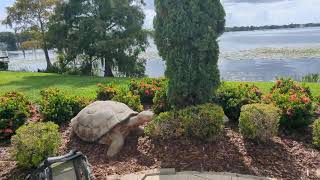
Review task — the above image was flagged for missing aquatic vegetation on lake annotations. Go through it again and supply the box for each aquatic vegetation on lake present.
[221,47,320,60]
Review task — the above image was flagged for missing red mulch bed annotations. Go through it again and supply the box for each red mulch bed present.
[1,122,320,180]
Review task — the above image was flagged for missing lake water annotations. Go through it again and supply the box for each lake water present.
[5,27,320,82]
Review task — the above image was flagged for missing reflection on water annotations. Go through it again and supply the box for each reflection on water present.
[5,27,320,82]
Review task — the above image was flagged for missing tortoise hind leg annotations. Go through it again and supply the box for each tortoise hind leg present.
[107,130,124,157]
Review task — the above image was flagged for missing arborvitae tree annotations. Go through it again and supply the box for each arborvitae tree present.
[154,0,226,108]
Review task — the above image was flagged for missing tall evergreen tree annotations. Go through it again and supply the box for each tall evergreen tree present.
[154,0,225,108]
[48,0,147,77]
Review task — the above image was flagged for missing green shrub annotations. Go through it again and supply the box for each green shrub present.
[154,0,225,108]
[146,103,225,141]
[40,88,91,125]
[129,78,166,104]
[11,122,61,168]
[112,88,143,112]
[313,119,320,148]
[0,92,31,140]
[263,78,314,128]
[214,83,262,121]
[152,86,171,114]
[239,104,281,142]
[96,83,118,101]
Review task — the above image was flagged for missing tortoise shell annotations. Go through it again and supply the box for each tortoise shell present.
[71,101,138,142]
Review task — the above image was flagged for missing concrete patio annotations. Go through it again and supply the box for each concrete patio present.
[106,169,274,180]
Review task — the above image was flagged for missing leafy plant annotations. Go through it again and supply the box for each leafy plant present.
[96,83,118,101]
[214,83,262,121]
[312,119,320,148]
[112,88,143,112]
[152,85,171,114]
[0,92,31,140]
[154,0,225,108]
[11,122,61,168]
[146,103,225,141]
[40,88,91,125]
[263,78,314,128]
[239,103,281,142]
[129,78,166,104]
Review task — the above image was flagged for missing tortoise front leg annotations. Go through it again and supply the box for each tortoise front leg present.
[107,130,124,157]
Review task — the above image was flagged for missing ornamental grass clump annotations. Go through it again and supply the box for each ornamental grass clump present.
[0,92,31,140]
[145,103,225,141]
[11,122,61,168]
[263,78,314,128]
[312,119,320,148]
[239,103,281,142]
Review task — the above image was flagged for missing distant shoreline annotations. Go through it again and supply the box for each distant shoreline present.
[225,23,320,32]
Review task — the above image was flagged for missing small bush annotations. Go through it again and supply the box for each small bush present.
[263,78,314,128]
[146,103,225,141]
[0,92,31,140]
[152,86,171,114]
[313,119,320,148]
[129,78,166,104]
[96,83,118,101]
[239,104,281,142]
[40,88,91,125]
[112,88,143,112]
[11,122,61,168]
[214,83,262,121]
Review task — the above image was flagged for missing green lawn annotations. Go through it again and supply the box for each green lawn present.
[1,71,319,102]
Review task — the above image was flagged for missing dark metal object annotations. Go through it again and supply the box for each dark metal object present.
[26,150,93,180]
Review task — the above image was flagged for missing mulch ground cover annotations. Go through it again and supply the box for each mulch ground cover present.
[1,122,320,180]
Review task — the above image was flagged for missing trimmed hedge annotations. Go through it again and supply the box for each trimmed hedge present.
[11,122,61,168]
[145,103,225,141]
[239,103,281,142]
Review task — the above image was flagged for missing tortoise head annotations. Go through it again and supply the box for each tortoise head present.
[128,110,154,127]
[136,110,154,124]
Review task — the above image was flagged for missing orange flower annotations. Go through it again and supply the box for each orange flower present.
[301,97,311,104]
[290,94,297,102]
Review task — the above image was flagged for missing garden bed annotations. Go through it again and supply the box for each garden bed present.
[1,123,319,180]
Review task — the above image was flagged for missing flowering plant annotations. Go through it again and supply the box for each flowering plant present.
[0,92,31,140]
[129,78,167,104]
[214,83,262,121]
[96,83,118,101]
[263,78,314,128]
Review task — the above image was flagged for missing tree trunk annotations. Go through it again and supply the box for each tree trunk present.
[104,60,114,77]
[43,45,52,69]
[38,16,52,70]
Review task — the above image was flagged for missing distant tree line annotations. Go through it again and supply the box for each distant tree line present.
[225,23,320,32]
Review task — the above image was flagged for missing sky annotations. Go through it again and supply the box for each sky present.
[1,0,320,31]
